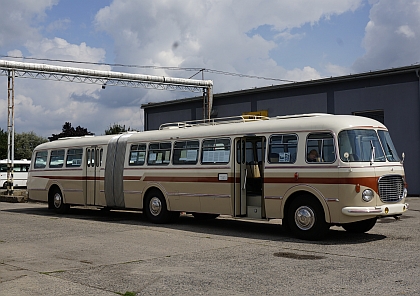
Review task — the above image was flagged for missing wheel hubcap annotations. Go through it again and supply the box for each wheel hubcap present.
[149,197,162,216]
[53,193,62,208]
[295,206,315,230]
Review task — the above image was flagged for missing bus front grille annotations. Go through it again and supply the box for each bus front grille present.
[378,175,405,203]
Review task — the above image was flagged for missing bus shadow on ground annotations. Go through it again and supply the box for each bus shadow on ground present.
[3,203,387,245]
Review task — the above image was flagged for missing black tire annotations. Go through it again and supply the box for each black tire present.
[50,188,69,214]
[287,195,330,240]
[144,190,171,224]
[192,213,220,220]
[342,218,377,233]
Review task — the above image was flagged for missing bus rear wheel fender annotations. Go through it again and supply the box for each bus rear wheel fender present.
[48,186,69,214]
[286,193,330,240]
[143,188,173,224]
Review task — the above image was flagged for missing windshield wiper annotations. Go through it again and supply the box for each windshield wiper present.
[370,140,375,165]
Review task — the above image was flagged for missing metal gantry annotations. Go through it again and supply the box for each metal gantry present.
[0,59,213,195]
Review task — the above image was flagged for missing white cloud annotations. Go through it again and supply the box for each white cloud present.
[353,0,420,72]
[46,18,71,33]
[0,0,58,47]
[2,0,373,137]
[324,63,351,77]
[396,25,415,39]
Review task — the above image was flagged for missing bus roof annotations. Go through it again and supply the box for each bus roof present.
[33,114,386,151]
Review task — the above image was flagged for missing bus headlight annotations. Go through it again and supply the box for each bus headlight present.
[362,189,374,202]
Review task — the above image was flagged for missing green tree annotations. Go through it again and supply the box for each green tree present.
[49,122,94,141]
[105,123,131,135]
[0,128,7,159]
[15,132,48,159]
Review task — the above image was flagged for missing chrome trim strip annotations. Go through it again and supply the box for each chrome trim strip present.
[264,196,282,200]
[123,191,143,194]
[347,209,382,214]
[325,198,339,202]
[168,192,230,198]
[63,189,83,192]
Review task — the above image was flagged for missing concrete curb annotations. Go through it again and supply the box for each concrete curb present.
[0,190,28,203]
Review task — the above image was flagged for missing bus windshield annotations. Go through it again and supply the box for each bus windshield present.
[338,129,387,162]
[378,130,400,162]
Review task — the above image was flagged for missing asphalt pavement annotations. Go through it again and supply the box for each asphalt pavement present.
[1,198,419,295]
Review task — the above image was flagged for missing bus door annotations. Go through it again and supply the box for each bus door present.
[234,137,265,218]
[85,147,102,205]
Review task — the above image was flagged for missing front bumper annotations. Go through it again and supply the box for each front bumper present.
[342,203,409,217]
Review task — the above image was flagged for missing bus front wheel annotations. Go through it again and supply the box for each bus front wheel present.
[144,190,172,224]
[342,218,377,233]
[50,188,69,214]
[287,195,329,240]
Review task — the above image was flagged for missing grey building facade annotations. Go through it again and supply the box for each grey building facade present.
[142,65,420,194]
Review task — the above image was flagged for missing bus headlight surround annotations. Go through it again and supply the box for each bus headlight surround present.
[362,189,374,202]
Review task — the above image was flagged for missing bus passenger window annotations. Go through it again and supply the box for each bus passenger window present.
[129,144,146,166]
[34,151,48,169]
[173,140,199,165]
[306,133,335,163]
[147,142,171,165]
[66,149,83,167]
[49,150,65,168]
[268,134,298,163]
[201,138,231,164]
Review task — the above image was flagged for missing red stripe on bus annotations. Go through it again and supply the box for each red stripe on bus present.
[264,177,379,190]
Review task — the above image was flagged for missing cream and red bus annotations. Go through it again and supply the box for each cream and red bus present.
[27,114,408,240]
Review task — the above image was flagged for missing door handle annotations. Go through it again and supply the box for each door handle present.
[243,169,247,190]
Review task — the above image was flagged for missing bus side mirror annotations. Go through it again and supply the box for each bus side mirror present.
[401,152,405,164]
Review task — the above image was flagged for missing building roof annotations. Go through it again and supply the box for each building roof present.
[141,64,420,109]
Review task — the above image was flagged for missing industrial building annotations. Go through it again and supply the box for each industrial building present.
[142,65,420,194]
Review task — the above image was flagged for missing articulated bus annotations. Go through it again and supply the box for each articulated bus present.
[27,114,408,240]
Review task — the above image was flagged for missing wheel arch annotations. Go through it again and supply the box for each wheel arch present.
[47,183,65,208]
[142,184,170,211]
[282,186,331,223]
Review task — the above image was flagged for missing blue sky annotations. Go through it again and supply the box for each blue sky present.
[0,0,419,137]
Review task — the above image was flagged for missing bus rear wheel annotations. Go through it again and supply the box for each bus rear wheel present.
[50,188,69,214]
[287,195,329,240]
[144,190,172,224]
[342,218,377,233]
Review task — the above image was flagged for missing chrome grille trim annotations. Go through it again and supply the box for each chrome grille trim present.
[378,175,404,203]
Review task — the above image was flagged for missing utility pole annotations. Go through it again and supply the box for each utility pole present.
[7,69,15,195]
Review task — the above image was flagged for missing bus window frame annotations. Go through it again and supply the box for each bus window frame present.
[268,133,298,164]
[129,143,147,166]
[201,137,231,165]
[306,132,336,164]
[173,140,200,165]
[147,142,172,165]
